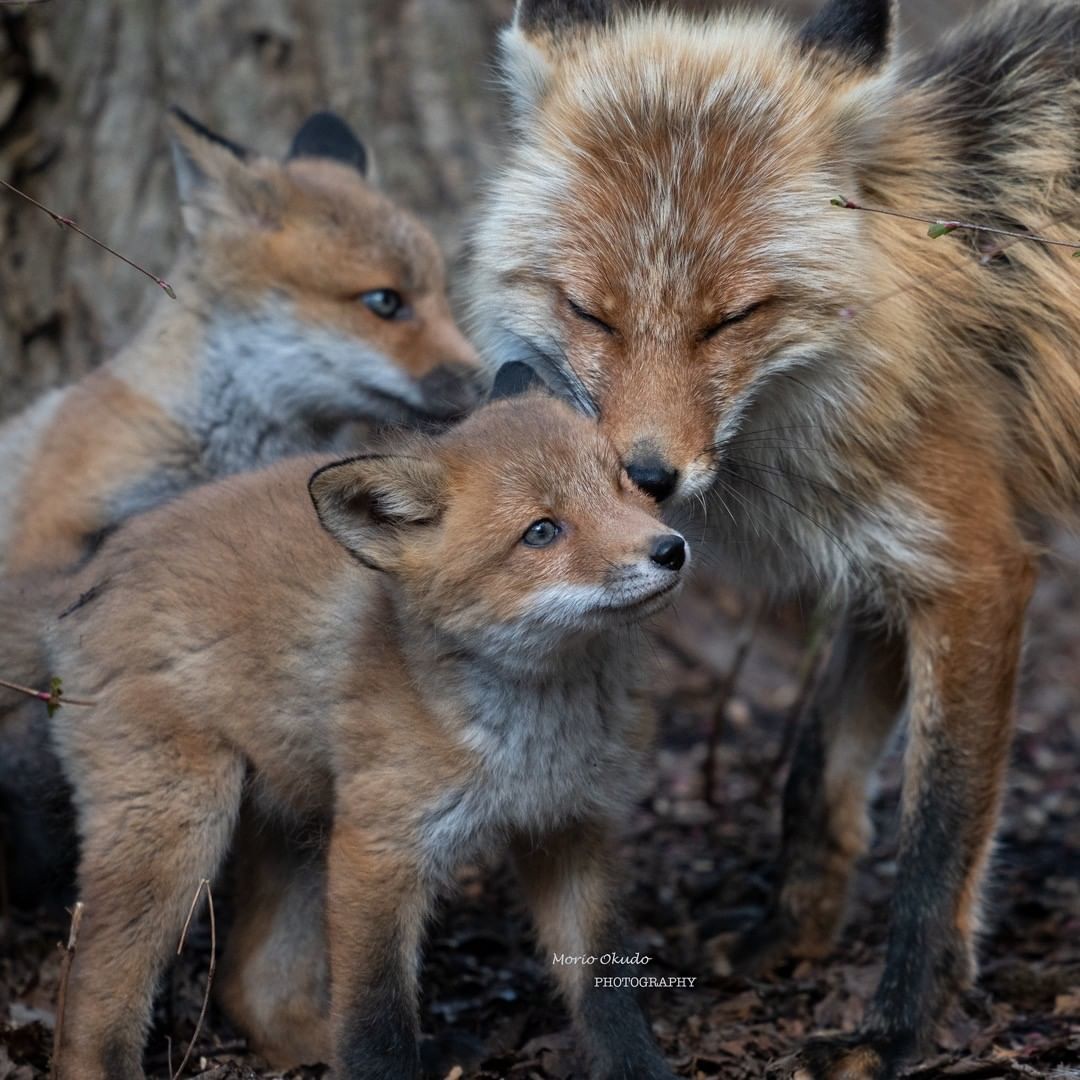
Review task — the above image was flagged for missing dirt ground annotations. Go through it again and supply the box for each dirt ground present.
[1,529,1076,1080]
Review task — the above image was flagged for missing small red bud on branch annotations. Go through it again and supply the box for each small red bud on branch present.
[831,195,1080,255]
[0,675,96,715]
[0,178,177,298]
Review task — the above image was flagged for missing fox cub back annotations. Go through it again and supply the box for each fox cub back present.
[43,382,685,1079]
[0,108,479,576]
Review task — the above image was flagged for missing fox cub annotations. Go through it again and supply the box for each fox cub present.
[473,0,1080,1076]
[0,107,478,577]
[29,376,685,1079]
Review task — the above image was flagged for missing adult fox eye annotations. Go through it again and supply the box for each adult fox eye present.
[702,300,766,340]
[567,298,615,335]
[522,519,561,547]
[360,289,410,320]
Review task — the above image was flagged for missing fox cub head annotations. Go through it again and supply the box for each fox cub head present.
[472,0,898,501]
[309,364,688,660]
[170,108,479,425]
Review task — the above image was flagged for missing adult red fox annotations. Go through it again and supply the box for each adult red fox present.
[21,379,684,1079]
[0,107,478,577]
[470,0,1080,1075]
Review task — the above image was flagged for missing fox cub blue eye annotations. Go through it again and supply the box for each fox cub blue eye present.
[360,289,409,320]
[522,519,560,547]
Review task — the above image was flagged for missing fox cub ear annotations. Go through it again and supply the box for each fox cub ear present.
[287,111,369,177]
[799,0,896,70]
[309,452,445,570]
[489,361,547,401]
[168,107,278,237]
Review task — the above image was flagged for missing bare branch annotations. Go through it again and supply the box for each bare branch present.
[0,675,95,712]
[0,178,177,299]
[704,593,764,806]
[50,901,85,1080]
[831,196,1080,254]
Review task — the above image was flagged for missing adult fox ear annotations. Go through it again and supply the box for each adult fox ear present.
[799,0,896,71]
[168,107,279,236]
[514,0,610,35]
[287,111,369,178]
[501,0,610,120]
[309,451,445,571]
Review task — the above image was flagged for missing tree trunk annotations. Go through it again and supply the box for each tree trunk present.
[0,0,975,420]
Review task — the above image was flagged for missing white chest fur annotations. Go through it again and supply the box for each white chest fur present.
[417,645,647,881]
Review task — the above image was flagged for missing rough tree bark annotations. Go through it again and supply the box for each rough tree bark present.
[0,0,973,420]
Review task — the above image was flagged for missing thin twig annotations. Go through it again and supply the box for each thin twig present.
[0,676,96,711]
[831,195,1080,253]
[171,878,216,1080]
[0,178,176,298]
[834,205,1080,321]
[50,901,85,1080]
[766,621,834,802]
[704,594,764,806]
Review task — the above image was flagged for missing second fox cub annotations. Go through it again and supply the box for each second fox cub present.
[32,381,685,1079]
[0,107,477,576]
[473,0,1079,1076]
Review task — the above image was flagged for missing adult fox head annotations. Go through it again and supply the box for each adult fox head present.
[309,370,687,661]
[471,0,899,502]
[170,108,479,425]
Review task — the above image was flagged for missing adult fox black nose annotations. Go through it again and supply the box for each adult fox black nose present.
[626,458,679,502]
[650,534,686,572]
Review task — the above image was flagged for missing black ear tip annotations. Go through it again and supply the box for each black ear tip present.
[288,111,368,175]
[489,361,547,402]
[167,105,250,161]
[799,0,894,67]
[517,0,610,33]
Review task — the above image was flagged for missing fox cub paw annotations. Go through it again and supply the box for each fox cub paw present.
[767,1033,907,1080]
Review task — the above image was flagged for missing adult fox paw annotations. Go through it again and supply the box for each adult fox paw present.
[766,1034,907,1080]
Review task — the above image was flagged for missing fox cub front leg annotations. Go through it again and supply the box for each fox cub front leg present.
[327,815,432,1080]
[513,820,677,1080]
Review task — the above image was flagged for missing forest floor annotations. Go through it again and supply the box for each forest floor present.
[1,536,1077,1080]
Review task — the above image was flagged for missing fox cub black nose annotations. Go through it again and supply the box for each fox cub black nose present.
[626,459,679,502]
[650,534,686,571]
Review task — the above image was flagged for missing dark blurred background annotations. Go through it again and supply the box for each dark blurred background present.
[0,0,978,419]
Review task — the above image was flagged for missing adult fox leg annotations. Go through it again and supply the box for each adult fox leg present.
[772,541,1036,1080]
[734,621,907,972]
